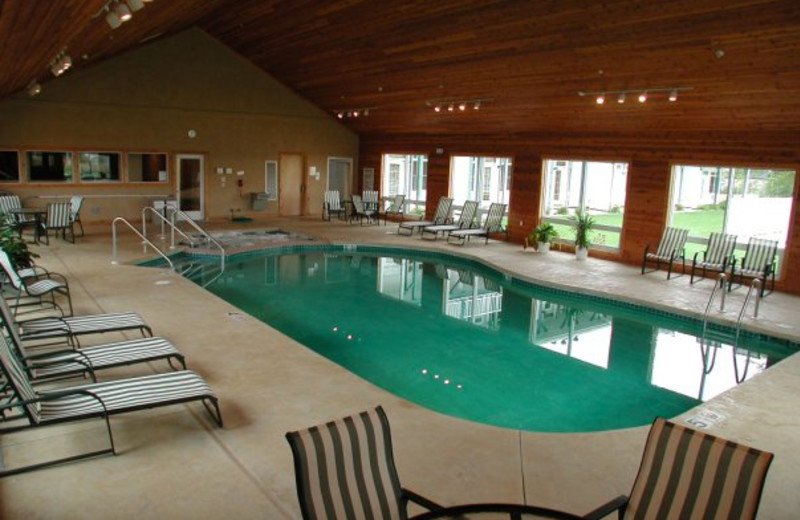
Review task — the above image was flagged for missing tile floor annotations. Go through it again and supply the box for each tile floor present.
[2,217,799,519]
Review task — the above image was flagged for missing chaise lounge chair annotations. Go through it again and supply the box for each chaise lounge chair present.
[1,297,184,383]
[397,196,453,236]
[0,249,73,316]
[286,405,444,520]
[447,202,507,245]
[640,226,689,279]
[0,332,222,477]
[728,236,778,297]
[690,231,737,284]
[421,200,479,240]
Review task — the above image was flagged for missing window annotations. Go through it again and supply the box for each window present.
[541,159,629,250]
[670,164,796,268]
[0,151,20,182]
[128,152,168,183]
[265,160,278,201]
[27,151,73,182]
[79,152,121,182]
[450,156,512,210]
[381,154,428,215]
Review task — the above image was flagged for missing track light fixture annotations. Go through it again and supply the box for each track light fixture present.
[425,98,493,113]
[99,0,152,29]
[578,87,692,105]
[333,107,376,119]
[50,51,73,76]
[26,80,42,97]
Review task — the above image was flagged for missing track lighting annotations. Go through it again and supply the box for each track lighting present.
[578,87,692,105]
[126,0,145,12]
[105,6,121,28]
[116,2,132,21]
[425,98,492,113]
[332,106,375,119]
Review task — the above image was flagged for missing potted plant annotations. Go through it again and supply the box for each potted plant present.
[572,210,595,261]
[530,222,559,253]
[0,216,38,269]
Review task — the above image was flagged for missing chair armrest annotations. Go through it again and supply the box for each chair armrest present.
[582,495,628,520]
[403,488,445,513]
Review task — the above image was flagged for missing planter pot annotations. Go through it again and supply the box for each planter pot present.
[537,242,551,254]
[575,247,589,261]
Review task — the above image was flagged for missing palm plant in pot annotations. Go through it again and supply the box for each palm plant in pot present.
[531,222,559,253]
[572,210,595,261]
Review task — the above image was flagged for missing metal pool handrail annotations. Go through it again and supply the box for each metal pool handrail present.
[169,208,226,271]
[111,217,175,272]
[701,273,727,341]
[141,206,196,249]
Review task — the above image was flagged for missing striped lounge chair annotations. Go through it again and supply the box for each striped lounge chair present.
[422,200,479,240]
[398,196,453,236]
[323,190,346,221]
[640,226,689,279]
[285,406,443,520]
[447,202,507,245]
[350,195,378,225]
[70,195,85,237]
[0,332,222,477]
[728,237,778,297]
[584,417,773,520]
[690,232,737,284]
[0,298,184,382]
[0,249,73,317]
[17,310,153,348]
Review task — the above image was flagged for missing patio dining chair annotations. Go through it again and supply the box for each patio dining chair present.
[447,203,507,245]
[640,226,689,279]
[398,196,453,236]
[323,190,346,221]
[0,331,222,477]
[70,195,85,237]
[42,201,75,244]
[728,237,778,297]
[690,232,737,284]
[286,405,444,520]
[584,417,773,520]
[381,194,406,225]
[350,195,378,225]
[363,189,380,213]
[421,200,479,240]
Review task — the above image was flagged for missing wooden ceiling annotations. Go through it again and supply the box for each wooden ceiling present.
[2,0,799,138]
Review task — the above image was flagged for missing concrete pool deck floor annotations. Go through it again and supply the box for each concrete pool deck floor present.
[2,216,800,519]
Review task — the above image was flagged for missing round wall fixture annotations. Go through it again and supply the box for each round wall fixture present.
[188,129,197,138]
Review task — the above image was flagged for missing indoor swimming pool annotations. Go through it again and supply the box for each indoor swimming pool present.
[152,246,798,433]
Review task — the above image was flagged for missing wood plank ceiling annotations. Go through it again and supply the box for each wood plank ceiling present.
[1,0,799,138]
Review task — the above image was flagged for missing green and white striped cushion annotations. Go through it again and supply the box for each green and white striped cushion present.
[20,312,152,340]
[286,406,405,520]
[625,418,773,520]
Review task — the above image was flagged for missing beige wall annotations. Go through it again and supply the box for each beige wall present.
[0,28,358,223]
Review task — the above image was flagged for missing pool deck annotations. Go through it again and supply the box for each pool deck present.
[2,216,800,519]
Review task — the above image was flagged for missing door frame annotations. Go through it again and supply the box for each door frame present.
[279,152,306,216]
[175,153,205,220]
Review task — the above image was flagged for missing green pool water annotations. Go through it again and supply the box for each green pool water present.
[157,247,797,433]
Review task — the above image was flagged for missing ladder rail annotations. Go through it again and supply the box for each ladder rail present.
[141,207,196,249]
[701,273,727,342]
[111,217,175,272]
[169,209,226,270]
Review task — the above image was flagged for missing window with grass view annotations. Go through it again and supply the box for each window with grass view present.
[79,152,121,182]
[670,165,796,269]
[381,154,427,216]
[450,156,511,211]
[541,159,628,249]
